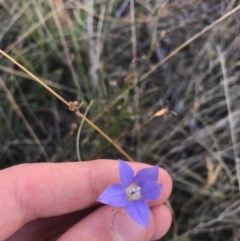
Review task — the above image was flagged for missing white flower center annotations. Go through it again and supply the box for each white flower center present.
[125,184,141,200]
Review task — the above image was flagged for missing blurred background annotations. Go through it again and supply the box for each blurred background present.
[1,0,240,240]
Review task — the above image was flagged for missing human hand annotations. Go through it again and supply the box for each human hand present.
[0,159,172,241]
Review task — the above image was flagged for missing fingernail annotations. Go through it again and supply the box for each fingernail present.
[110,209,149,241]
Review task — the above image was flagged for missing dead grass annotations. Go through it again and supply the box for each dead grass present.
[1,0,240,240]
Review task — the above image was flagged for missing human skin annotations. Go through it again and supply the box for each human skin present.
[0,159,172,241]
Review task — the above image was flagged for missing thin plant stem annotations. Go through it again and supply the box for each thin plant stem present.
[92,4,240,123]
[0,49,135,162]
[76,100,94,161]
[217,46,240,191]
[0,77,49,160]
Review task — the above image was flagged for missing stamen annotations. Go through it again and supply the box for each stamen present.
[125,184,141,200]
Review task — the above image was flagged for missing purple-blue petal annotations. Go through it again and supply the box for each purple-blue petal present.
[97,184,129,207]
[118,160,134,188]
[140,180,162,201]
[125,200,150,228]
[133,165,159,185]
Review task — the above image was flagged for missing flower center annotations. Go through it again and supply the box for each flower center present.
[125,184,141,200]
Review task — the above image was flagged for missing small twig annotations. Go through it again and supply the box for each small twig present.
[0,49,135,162]
[0,49,69,106]
[117,103,176,141]
[139,4,240,82]
[0,64,78,94]
[73,109,134,161]
[91,4,240,123]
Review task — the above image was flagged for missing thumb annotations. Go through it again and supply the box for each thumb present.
[110,207,154,241]
[57,205,154,241]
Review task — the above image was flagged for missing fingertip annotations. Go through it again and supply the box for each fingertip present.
[110,206,155,241]
[56,205,155,241]
[146,167,172,207]
[151,204,172,240]
[159,168,172,202]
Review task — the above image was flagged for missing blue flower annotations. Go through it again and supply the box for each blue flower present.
[97,160,162,228]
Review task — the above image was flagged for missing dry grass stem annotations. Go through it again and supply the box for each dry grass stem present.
[217,46,240,191]
[0,77,48,160]
[0,49,134,162]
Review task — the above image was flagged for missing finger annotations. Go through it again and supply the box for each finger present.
[0,160,172,240]
[56,205,155,241]
[151,204,172,240]
[150,166,172,206]
[5,208,96,241]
